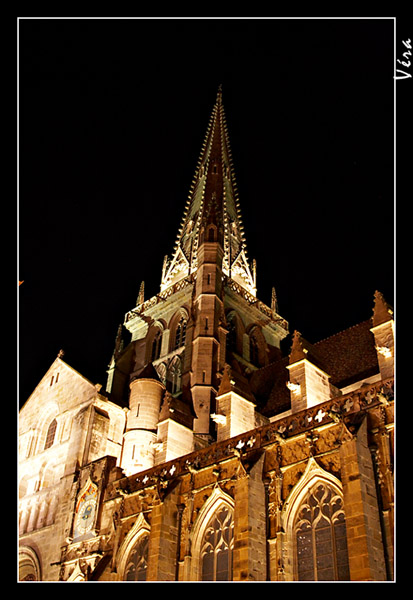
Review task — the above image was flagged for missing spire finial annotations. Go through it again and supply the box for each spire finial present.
[372,290,393,326]
[271,287,278,313]
[136,281,145,306]
[217,84,223,103]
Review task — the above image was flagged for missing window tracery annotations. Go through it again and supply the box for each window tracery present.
[294,482,350,581]
[167,356,182,395]
[174,317,187,350]
[200,504,234,581]
[124,533,149,581]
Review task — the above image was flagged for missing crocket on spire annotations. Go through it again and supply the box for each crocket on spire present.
[160,86,256,296]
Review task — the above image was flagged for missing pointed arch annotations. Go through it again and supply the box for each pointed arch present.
[189,486,234,581]
[146,321,165,363]
[44,418,57,449]
[247,325,268,367]
[166,355,182,395]
[168,307,189,353]
[35,402,60,454]
[19,546,42,581]
[225,310,245,356]
[282,458,350,581]
[19,474,30,499]
[36,460,56,492]
[207,223,217,242]
[116,513,151,580]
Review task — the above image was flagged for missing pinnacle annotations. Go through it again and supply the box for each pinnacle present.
[372,290,393,327]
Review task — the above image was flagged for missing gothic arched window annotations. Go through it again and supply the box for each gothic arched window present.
[151,330,162,362]
[124,533,149,581]
[294,482,350,581]
[167,356,182,395]
[174,317,187,350]
[44,419,57,450]
[200,504,234,581]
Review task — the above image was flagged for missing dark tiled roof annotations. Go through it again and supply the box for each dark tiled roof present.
[132,362,162,383]
[249,356,291,417]
[313,320,379,387]
[248,319,380,419]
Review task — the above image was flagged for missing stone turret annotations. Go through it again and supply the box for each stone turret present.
[121,364,165,476]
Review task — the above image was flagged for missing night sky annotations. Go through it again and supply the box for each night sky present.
[18,18,397,405]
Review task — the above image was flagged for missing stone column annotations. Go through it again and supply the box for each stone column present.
[232,454,267,581]
[339,417,387,580]
[146,484,180,581]
[266,469,284,581]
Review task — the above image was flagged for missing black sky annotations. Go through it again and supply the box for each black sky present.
[18,18,396,405]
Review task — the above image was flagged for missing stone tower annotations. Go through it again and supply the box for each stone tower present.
[19,87,394,582]
[108,87,289,472]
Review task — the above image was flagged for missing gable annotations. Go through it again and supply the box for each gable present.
[19,357,97,434]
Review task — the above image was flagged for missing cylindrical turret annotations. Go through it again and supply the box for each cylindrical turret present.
[121,375,165,476]
[128,377,165,431]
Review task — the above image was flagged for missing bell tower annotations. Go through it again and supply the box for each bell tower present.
[189,220,225,436]
[108,86,289,459]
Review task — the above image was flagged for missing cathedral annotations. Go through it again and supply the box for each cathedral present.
[18,87,394,582]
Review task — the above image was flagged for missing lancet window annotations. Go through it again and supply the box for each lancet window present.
[168,356,182,395]
[200,504,234,581]
[124,533,149,581]
[44,419,57,450]
[174,317,187,350]
[294,482,350,581]
[151,329,162,362]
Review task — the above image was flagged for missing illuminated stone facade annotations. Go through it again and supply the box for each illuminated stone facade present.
[19,90,394,581]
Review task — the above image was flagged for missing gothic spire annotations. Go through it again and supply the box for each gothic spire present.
[160,86,256,296]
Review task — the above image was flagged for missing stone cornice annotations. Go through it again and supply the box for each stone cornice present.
[106,377,394,500]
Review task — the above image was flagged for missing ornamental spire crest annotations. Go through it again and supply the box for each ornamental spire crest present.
[160,86,257,296]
